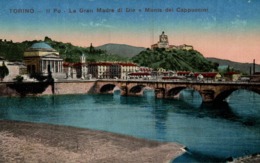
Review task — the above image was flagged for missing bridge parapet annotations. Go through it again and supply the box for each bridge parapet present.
[95,80,260,103]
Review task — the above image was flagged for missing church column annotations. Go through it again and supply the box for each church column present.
[46,60,51,71]
[56,61,59,73]
[41,60,43,73]
[59,61,61,72]
[53,61,57,72]
[59,61,61,73]
[38,60,40,72]
[60,61,63,73]
[44,60,47,73]
[50,60,52,72]
[57,61,59,73]
[51,61,54,72]
[54,60,56,73]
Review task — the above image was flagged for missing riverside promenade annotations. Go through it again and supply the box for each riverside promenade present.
[0,120,185,163]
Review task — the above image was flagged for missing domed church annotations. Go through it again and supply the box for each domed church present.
[23,42,63,76]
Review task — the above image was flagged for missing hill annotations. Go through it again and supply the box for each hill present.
[96,43,146,58]
[207,57,260,74]
[0,37,129,62]
[132,49,218,72]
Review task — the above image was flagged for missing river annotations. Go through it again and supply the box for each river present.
[0,89,259,162]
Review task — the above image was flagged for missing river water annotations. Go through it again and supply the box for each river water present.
[0,89,259,162]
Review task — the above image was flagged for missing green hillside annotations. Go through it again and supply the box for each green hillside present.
[97,43,146,58]
[132,48,218,72]
[0,37,129,62]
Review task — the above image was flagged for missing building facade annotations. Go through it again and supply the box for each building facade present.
[88,62,139,79]
[23,42,63,77]
[88,62,112,79]
[119,63,139,79]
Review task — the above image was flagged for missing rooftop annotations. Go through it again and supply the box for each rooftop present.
[27,42,56,52]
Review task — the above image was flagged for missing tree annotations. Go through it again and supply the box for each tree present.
[44,36,52,42]
[0,61,9,81]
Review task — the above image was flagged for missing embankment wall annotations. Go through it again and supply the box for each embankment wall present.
[0,81,97,97]
[53,81,96,95]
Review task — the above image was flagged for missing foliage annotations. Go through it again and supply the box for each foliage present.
[96,43,145,58]
[0,62,9,81]
[0,37,129,63]
[132,48,218,72]
[30,73,48,82]
[13,75,24,82]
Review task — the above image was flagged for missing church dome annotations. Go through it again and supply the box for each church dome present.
[27,42,56,52]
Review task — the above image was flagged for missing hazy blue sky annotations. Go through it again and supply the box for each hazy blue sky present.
[1,0,260,63]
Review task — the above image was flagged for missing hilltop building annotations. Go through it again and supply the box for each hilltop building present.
[151,31,193,51]
[23,42,64,77]
[151,31,169,49]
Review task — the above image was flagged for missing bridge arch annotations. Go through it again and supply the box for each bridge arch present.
[167,87,202,100]
[141,86,155,96]
[215,88,260,102]
[100,84,117,94]
[129,85,146,94]
[167,86,187,97]
[214,89,237,102]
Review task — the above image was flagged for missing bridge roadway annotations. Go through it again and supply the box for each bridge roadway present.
[94,79,260,103]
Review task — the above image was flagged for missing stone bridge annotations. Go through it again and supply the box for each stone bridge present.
[94,80,260,103]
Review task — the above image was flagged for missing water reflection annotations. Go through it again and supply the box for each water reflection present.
[151,103,168,141]
[0,89,259,162]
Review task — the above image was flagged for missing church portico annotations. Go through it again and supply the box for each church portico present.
[23,42,64,77]
[40,55,63,74]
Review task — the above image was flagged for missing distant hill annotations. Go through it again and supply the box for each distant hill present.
[207,57,260,74]
[132,49,218,72]
[96,43,146,58]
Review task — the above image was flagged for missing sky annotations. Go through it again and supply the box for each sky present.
[0,0,260,63]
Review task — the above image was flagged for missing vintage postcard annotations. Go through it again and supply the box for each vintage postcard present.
[0,0,260,162]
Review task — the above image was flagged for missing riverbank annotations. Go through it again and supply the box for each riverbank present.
[0,120,185,163]
[228,153,260,163]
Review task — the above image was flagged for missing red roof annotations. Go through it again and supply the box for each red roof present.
[194,72,218,78]
[118,63,137,66]
[73,62,83,67]
[128,72,151,76]
[63,62,87,67]
[139,67,152,71]
[88,62,137,67]
[177,71,191,75]
[88,62,113,66]
[63,62,73,67]
[162,76,185,80]
[63,62,138,67]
